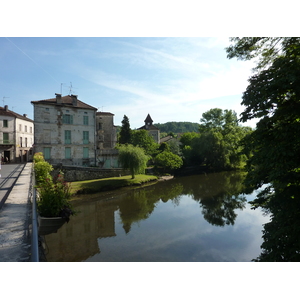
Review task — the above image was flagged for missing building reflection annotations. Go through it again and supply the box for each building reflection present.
[45,199,118,262]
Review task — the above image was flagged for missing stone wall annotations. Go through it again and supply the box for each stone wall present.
[51,165,130,182]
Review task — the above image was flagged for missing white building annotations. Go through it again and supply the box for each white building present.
[0,105,34,163]
[31,94,97,166]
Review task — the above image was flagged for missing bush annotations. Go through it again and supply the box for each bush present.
[33,153,74,220]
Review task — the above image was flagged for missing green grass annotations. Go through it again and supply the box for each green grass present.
[70,174,158,196]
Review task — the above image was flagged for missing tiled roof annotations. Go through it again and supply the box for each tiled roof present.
[138,124,160,130]
[96,112,114,116]
[31,95,97,110]
[0,106,33,122]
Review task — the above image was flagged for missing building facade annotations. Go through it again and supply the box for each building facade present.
[138,114,160,143]
[31,94,97,166]
[96,112,119,168]
[0,105,34,163]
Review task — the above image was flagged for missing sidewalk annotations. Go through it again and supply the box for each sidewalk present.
[0,163,33,262]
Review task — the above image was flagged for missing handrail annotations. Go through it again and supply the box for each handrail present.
[31,167,39,262]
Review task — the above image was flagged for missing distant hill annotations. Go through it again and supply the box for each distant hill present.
[154,121,199,133]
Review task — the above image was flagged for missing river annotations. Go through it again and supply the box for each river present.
[44,171,269,262]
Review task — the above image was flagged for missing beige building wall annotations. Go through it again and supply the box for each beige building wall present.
[32,95,97,166]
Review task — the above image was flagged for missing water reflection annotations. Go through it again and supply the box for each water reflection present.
[44,171,264,262]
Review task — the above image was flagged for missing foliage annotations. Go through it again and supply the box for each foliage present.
[33,153,54,184]
[181,108,251,170]
[227,37,300,261]
[154,151,183,173]
[131,129,158,156]
[33,153,74,220]
[117,144,150,179]
[154,121,200,133]
[119,115,132,144]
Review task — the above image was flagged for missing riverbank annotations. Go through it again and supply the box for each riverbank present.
[70,174,160,197]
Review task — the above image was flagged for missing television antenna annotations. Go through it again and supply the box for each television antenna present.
[68,82,77,95]
[2,96,9,107]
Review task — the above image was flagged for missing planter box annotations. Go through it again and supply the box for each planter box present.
[38,215,66,235]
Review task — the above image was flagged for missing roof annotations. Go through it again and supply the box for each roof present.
[0,106,33,122]
[138,124,160,130]
[96,112,114,116]
[31,95,97,110]
[144,114,153,123]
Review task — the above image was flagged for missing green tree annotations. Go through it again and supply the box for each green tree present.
[154,151,183,173]
[226,37,300,261]
[131,129,158,156]
[195,108,250,170]
[117,144,149,179]
[119,115,132,144]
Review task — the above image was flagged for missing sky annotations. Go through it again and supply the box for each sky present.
[0,37,258,129]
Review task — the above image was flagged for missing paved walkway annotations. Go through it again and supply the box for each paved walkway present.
[0,163,33,262]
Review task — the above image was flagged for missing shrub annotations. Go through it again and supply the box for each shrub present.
[33,153,74,220]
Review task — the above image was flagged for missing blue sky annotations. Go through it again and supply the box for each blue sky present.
[1,37,256,129]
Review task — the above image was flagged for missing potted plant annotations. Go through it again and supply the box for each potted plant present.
[34,153,74,235]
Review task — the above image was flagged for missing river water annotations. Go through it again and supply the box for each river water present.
[44,171,269,262]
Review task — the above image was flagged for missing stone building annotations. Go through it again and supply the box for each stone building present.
[0,105,34,163]
[138,114,160,143]
[31,94,97,166]
[96,112,119,168]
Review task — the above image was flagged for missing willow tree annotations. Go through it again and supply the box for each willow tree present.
[118,144,149,179]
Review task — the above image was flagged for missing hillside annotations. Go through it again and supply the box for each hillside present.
[154,121,199,133]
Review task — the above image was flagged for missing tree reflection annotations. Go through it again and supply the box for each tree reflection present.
[200,194,246,226]
[117,171,248,233]
[179,171,248,226]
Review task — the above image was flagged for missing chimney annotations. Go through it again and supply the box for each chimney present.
[71,94,78,106]
[55,93,62,104]
[4,105,8,111]
[23,114,27,118]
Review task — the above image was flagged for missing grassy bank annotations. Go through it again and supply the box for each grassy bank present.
[70,174,158,196]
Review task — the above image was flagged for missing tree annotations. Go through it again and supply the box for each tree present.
[226,37,300,261]
[119,115,132,144]
[131,129,158,156]
[117,144,149,179]
[196,108,250,170]
[199,108,238,134]
[154,151,183,173]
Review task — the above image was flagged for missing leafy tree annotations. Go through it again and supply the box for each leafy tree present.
[194,108,251,170]
[199,108,238,134]
[119,115,132,144]
[131,129,158,156]
[117,144,149,179]
[179,132,200,149]
[226,37,300,261]
[155,151,183,173]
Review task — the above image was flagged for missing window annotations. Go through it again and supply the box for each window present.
[3,133,9,144]
[99,123,102,130]
[65,147,71,159]
[25,125,27,132]
[43,147,51,159]
[83,147,89,158]
[63,114,73,124]
[20,137,23,147]
[83,131,89,144]
[19,124,22,131]
[3,120,8,127]
[83,115,89,125]
[30,127,32,133]
[25,138,28,147]
[65,130,71,144]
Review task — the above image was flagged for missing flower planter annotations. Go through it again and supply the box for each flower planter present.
[38,215,67,235]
